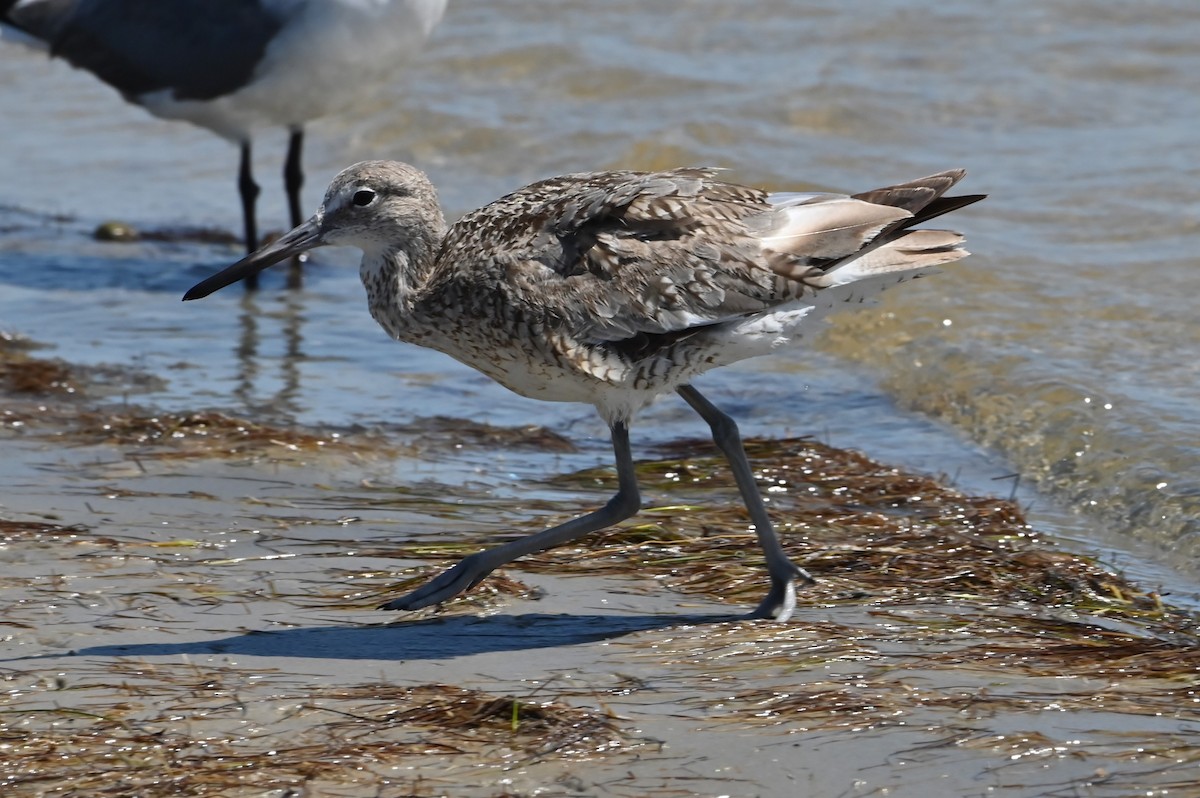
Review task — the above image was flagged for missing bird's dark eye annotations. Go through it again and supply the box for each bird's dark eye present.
[352,189,376,207]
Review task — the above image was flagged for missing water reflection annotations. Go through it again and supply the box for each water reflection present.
[233,282,306,422]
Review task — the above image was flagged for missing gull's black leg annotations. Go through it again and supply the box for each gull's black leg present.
[237,140,261,290]
[283,127,305,289]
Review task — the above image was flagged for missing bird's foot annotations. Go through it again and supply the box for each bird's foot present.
[747,562,815,622]
[378,553,492,611]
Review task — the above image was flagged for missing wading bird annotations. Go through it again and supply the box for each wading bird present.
[185,160,983,620]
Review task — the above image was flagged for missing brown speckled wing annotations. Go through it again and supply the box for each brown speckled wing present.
[434,168,810,343]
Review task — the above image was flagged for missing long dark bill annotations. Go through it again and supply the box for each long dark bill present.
[182,217,324,301]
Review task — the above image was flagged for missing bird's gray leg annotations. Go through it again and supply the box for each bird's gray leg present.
[379,421,641,611]
[677,384,813,621]
[283,127,305,289]
[238,140,261,290]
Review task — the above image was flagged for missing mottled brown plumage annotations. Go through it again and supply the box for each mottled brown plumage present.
[185,160,984,621]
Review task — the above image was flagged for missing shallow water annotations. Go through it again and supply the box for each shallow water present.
[1,1,1198,589]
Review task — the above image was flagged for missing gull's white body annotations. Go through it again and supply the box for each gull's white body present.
[2,0,447,139]
[2,0,447,262]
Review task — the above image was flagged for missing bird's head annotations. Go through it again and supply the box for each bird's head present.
[183,160,445,300]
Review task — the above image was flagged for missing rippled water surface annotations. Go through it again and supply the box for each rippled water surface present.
[1,1,1198,585]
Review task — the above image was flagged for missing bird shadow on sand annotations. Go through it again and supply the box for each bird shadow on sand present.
[13,611,741,665]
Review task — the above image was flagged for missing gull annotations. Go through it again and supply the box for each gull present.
[184,160,984,620]
[1,0,447,286]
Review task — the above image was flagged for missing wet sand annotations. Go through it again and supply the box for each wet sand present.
[2,342,1198,797]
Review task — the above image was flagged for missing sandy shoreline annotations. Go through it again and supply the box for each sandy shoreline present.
[2,341,1199,797]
